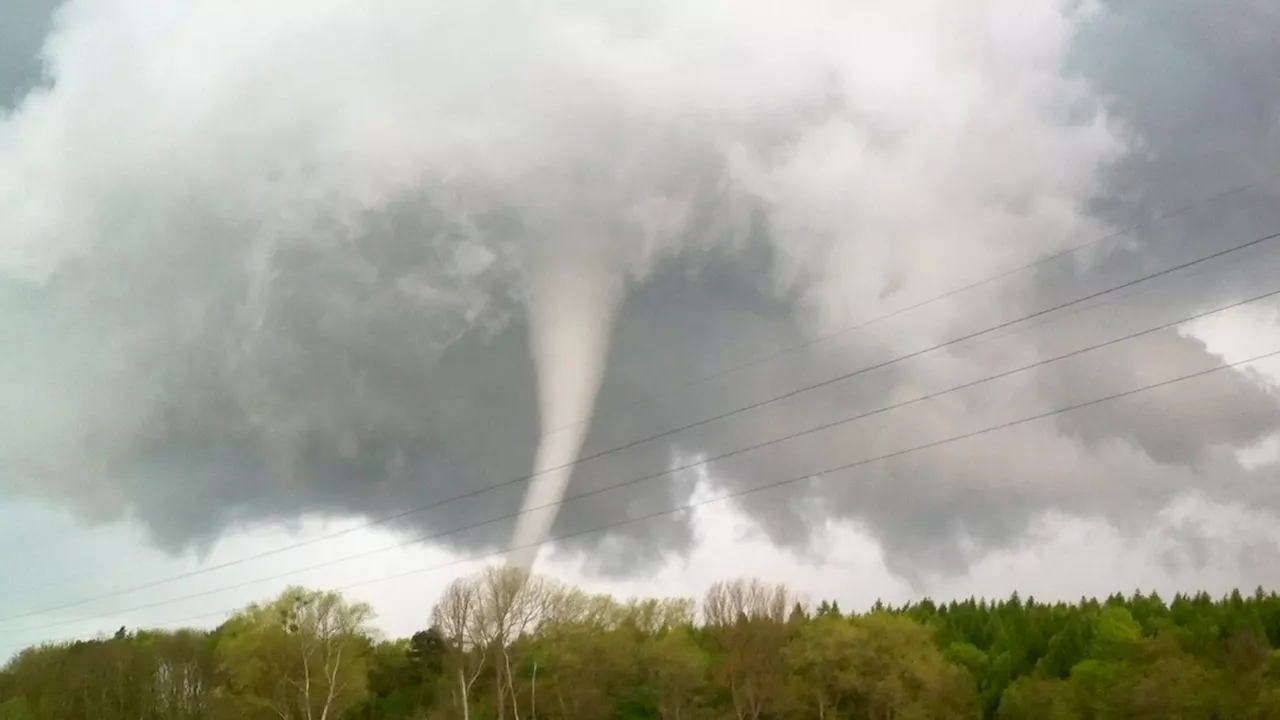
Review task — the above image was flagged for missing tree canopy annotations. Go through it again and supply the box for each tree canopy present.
[4,572,1280,718]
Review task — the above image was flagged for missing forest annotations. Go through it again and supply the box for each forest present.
[3,567,1280,719]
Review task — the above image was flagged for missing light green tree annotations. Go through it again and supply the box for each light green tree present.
[788,613,980,720]
[216,586,374,720]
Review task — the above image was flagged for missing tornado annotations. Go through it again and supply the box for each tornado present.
[506,248,624,571]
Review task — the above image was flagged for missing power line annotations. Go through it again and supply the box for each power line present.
[15,245,1219,597]
[5,280,1279,636]
[7,249,1218,597]
[6,172,1276,555]
[7,343,1278,656]
[7,224,1279,607]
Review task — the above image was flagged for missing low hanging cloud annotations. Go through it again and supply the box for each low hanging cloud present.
[1,0,1278,583]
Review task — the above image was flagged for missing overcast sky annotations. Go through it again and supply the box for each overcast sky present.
[2,0,1280,657]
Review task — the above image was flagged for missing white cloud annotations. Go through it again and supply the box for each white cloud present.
[1184,301,1280,466]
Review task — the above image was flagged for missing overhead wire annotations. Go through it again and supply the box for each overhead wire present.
[6,340,1278,656]
[4,263,1280,638]
[5,221,1279,612]
[5,172,1277,555]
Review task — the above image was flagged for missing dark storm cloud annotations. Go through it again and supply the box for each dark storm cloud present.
[0,0,58,108]
[1,0,1278,584]
[1045,329,1280,468]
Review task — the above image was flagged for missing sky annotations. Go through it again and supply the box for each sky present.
[1,0,1280,657]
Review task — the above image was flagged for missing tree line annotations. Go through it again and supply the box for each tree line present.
[3,566,1280,718]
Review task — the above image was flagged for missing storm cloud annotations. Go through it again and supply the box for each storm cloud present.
[1,0,1279,584]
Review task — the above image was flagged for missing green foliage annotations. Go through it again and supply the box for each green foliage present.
[215,587,374,720]
[790,613,979,719]
[0,698,34,720]
[4,579,1280,718]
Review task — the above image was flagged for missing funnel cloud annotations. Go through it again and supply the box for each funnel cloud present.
[1,0,1279,585]
[508,247,623,571]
